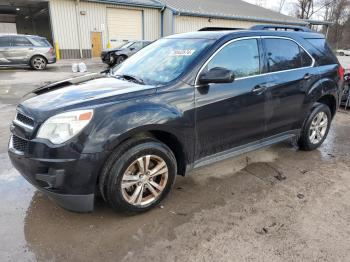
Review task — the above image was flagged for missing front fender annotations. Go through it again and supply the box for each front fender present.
[83,101,191,154]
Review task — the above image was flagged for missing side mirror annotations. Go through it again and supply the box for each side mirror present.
[199,67,235,85]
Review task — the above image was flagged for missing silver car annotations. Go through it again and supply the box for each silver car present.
[0,34,56,70]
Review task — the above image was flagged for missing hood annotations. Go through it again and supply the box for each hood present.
[19,74,156,119]
[103,48,124,53]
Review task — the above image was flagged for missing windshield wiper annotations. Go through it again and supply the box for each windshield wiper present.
[114,74,145,85]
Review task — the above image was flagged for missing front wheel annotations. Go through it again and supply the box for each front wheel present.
[116,55,126,65]
[104,139,177,213]
[298,104,331,151]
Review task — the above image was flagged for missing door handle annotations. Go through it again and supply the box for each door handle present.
[303,73,313,80]
[252,84,267,94]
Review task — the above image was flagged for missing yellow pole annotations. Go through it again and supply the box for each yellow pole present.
[107,42,111,49]
[55,42,61,60]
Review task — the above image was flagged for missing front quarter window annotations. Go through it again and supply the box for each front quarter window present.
[112,38,214,85]
[205,39,260,79]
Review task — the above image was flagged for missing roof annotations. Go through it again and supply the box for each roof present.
[165,28,324,40]
[159,0,307,25]
[84,0,163,8]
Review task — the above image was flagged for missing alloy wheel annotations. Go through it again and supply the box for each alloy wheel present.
[121,155,168,206]
[33,57,46,70]
[309,111,328,144]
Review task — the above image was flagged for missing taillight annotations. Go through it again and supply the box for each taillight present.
[339,65,345,80]
[49,47,55,55]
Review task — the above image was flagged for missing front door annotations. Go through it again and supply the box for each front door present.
[91,32,102,58]
[0,36,13,65]
[195,38,269,161]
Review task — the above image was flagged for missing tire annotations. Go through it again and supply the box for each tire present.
[103,138,177,213]
[339,52,345,56]
[298,103,332,151]
[108,55,117,67]
[116,55,127,65]
[30,55,47,70]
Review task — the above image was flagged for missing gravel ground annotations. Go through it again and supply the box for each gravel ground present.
[0,57,349,262]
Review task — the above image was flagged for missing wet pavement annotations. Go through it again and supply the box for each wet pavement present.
[1,59,350,262]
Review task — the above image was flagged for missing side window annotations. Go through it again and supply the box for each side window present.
[264,38,312,72]
[206,39,260,78]
[0,36,11,47]
[13,36,32,47]
[306,38,338,65]
[300,47,313,67]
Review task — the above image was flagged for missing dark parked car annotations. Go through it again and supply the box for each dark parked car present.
[101,40,151,66]
[9,25,344,213]
[0,34,56,70]
[341,72,350,106]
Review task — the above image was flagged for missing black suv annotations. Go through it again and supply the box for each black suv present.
[9,25,344,213]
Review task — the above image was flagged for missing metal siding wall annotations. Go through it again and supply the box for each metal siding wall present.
[143,8,160,41]
[175,16,268,33]
[163,8,173,36]
[49,0,79,49]
[49,0,161,58]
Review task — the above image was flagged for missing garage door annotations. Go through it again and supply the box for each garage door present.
[107,8,142,48]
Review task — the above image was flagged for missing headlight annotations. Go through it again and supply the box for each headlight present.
[37,109,94,144]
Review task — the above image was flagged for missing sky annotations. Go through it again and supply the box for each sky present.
[243,0,326,20]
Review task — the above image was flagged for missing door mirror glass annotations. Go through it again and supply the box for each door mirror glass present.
[199,67,235,84]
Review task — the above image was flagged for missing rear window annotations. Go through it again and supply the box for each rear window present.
[264,38,313,73]
[31,37,51,47]
[305,38,338,65]
[13,36,32,46]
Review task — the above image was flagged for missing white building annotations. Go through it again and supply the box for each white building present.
[0,0,312,59]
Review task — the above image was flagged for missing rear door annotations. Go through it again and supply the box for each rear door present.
[0,36,12,65]
[262,37,318,138]
[10,36,35,64]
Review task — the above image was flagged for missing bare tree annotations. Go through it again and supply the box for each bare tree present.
[296,0,314,19]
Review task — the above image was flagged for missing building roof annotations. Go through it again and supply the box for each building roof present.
[158,0,307,25]
[84,0,163,8]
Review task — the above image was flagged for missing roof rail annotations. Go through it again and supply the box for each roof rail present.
[250,25,312,32]
[198,27,243,31]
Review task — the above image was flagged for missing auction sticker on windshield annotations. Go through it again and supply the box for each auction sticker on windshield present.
[170,50,196,56]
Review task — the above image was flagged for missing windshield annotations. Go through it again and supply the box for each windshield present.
[117,42,133,49]
[111,38,214,85]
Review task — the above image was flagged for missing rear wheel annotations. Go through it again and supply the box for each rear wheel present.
[339,52,345,56]
[103,139,177,213]
[30,56,47,70]
[298,104,331,151]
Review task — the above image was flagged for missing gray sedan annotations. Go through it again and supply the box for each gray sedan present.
[0,34,56,70]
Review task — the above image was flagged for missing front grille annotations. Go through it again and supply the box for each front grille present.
[12,135,29,152]
[16,113,34,127]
